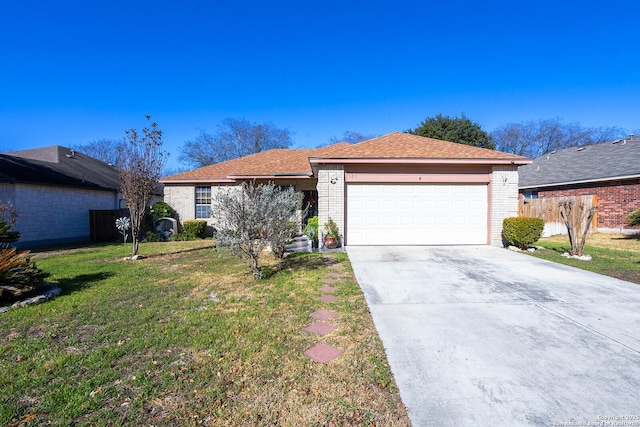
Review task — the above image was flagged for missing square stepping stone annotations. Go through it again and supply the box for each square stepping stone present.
[327,272,343,278]
[319,285,338,293]
[304,321,337,336]
[328,264,343,271]
[310,309,337,320]
[320,278,338,284]
[304,343,343,363]
[318,294,338,303]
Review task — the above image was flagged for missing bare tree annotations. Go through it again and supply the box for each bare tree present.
[558,198,598,257]
[213,181,303,278]
[118,116,168,258]
[491,118,626,158]
[328,131,378,144]
[72,138,121,165]
[179,118,294,168]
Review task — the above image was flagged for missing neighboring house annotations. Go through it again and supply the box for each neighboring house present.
[0,146,123,247]
[161,132,530,246]
[519,134,640,233]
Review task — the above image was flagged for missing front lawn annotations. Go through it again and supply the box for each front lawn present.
[529,233,640,284]
[1,241,409,426]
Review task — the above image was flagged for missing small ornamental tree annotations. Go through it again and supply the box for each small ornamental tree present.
[558,198,598,257]
[118,116,168,258]
[213,181,303,278]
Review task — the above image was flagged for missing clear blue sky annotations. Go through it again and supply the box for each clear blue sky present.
[1,0,638,170]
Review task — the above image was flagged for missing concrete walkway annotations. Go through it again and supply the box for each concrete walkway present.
[347,245,640,426]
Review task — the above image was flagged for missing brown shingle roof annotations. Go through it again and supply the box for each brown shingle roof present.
[161,143,352,182]
[161,133,529,183]
[312,132,528,160]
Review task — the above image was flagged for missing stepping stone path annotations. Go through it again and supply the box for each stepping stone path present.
[304,257,347,363]
[317,294,338,303]
[304,321,337,336]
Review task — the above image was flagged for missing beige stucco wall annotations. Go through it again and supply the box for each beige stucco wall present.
[490,165,520,246]
[1,182,119,246]
[317,165,345,242]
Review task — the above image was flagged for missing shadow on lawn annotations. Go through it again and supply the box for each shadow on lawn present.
[142,244,213,259]
[260,252,344,278]
[56,272,114,295]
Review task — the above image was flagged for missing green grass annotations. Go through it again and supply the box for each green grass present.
[528,239,640,284]
[1,241,409,426]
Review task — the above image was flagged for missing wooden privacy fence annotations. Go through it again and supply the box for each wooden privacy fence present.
[90,209,129,242]
[518,195,598,237]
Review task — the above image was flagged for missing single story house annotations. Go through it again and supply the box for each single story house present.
[161,132,530,246]
[0,146,124,247]
[519,134,640,233]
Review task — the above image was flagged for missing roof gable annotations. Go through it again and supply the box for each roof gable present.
[519,135,640,188]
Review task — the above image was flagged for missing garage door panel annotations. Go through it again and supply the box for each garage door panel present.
[347,184,487,245]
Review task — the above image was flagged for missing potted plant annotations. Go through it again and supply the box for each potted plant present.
[323,218,341,249]
[303,216,319,249]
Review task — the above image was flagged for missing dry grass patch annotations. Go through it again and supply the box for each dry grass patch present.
[539,232,640,252]
[1,241,409,426]
[532,233,640,284]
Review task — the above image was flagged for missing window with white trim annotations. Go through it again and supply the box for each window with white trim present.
[195,186,212,218]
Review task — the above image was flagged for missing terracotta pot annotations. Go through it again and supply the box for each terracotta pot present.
[324,236,339,249]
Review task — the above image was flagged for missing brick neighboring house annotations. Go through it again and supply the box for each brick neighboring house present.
[161,132,530,246]
[518,134,640,233]
[0,146,124,247]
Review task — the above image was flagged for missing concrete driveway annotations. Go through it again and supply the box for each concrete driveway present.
[347,245,640,426]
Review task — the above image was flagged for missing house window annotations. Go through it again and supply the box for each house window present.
[523,190,539,200]
[195,186,212,219]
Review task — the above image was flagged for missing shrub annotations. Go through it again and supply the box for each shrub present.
[1,201,49,303]
[502,217,544,249]
[627,208,640,227]
[149,202,176,222]
[144,202,176,233]
[213,181,303,278]
[182,220,207,239]
[144,230,162,242]
[304,216,319,242]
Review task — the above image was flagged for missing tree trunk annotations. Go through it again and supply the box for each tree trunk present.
[251,255,261,278]
[132,237,139,258]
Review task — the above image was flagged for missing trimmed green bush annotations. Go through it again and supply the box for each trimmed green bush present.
[502,217,544,249]
[182,220,208,239]
[627,208,640,227]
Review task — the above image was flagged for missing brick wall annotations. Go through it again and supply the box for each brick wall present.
[491,166,520,246]
[317,165,345,242]
[163,185,195,223]
[2,183,119,246]
[537,179,640,231]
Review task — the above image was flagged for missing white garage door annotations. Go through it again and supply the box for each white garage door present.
[346,184,488,245]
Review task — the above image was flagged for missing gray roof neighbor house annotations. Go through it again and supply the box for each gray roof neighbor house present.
[0,146,125,247]
[0,145,121,191]
[519,134,640,189]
